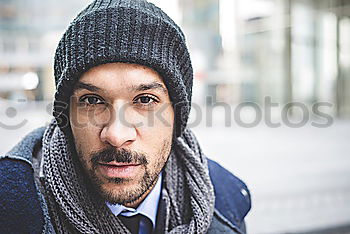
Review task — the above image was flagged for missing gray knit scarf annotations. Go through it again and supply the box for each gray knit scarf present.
[41,120,215,234]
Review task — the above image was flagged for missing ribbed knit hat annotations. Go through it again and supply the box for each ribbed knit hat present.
[53,0,193,137]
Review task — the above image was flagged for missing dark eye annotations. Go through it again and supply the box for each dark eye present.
[134,95,158,106]
[80,96,105,105]
[140,96,152,103]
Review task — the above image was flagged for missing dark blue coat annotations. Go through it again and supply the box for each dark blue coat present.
[0,127,251,234]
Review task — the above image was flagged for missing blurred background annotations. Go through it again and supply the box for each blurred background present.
[0,0,350,233]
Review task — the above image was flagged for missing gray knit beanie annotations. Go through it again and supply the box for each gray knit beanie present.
[53,0,193,137]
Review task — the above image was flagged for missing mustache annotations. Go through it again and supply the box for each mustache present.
[90,147,148,166]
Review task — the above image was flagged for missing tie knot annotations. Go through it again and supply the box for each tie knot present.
[118,213,153,234]
[118,214,142,234]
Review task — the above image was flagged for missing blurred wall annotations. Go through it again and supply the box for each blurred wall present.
[1,0,350,118]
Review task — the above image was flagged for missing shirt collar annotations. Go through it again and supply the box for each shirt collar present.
[106,172,163,229]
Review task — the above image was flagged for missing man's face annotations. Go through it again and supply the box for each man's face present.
[69,62,174,207]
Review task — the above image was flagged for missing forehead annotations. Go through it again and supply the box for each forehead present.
[76,62,167,93]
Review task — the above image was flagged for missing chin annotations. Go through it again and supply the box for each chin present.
[87,161,161,205]
[99,181,146,205]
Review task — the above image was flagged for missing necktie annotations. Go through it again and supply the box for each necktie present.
[118,214,142,234]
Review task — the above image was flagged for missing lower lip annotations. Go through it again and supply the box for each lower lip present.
[97,164,141,178]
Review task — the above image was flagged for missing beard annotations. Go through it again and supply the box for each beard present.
[77,139,171,206]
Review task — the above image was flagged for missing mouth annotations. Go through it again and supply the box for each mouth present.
[97,161,142,179]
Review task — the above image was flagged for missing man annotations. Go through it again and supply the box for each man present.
[0,0,251,233]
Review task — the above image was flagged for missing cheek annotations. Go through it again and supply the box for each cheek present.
[139,111,174,164]
[74,126,101,144]
[149,104,174,130]
[137,108,174,147]
[70,120,102,162]
[71,106,113,129]
[70,104,109,145]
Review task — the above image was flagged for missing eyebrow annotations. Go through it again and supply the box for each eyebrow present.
[73,81,167,94]
[132,82,167,94]
[73,82,102,92]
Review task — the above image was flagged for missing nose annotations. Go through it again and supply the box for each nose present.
[100,104,137,148]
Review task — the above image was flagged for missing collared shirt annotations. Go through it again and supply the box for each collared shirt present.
[107,172,162,234]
